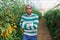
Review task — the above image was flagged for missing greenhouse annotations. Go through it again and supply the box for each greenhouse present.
[0,0,60,40]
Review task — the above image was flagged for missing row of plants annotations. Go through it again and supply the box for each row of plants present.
[0,1,25,40]
[44,9,60,40]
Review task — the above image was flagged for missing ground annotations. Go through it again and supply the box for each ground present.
[38,17,53,40]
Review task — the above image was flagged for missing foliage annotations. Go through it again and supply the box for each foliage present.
[44,9,60,40]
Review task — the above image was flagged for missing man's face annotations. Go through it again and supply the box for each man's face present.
[26,5,32,15]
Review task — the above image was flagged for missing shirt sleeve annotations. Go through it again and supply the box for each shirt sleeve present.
[19,16,24,28]
[33,15,39,29]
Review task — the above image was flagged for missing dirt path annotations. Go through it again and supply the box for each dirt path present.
[37,17,53,40]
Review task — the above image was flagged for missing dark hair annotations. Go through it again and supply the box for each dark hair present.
[26,5,32,9]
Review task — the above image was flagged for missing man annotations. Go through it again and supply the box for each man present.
[19,5,39,40]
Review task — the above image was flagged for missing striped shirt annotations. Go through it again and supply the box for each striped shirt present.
[19,13,39,36]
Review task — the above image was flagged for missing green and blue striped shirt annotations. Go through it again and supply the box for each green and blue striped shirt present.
[19,13,39,36]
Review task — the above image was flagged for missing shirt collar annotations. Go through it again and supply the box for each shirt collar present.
[26,13,33,16]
